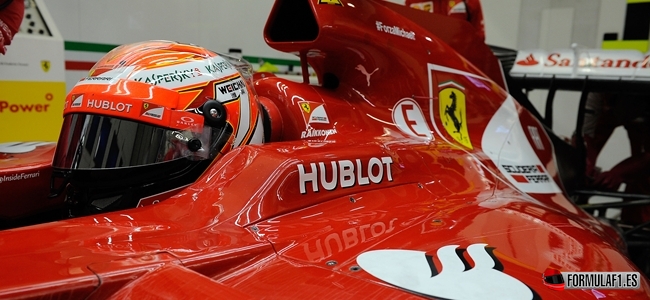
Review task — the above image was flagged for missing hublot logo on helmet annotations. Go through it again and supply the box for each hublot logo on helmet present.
[87,99,133,113]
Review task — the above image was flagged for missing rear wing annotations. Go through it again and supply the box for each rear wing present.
[500,48,650,196]
[508,48,650,231]
[509,47,650,94]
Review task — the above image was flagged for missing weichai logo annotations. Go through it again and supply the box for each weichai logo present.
[0,93,54,113]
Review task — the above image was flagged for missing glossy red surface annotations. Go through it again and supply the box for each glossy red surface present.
[0,143,64,220]
[0,0,647,299]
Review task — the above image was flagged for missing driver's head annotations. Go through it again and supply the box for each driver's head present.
[52,40,265,215]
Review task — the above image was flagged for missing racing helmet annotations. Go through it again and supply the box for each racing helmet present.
[51,40,266,215]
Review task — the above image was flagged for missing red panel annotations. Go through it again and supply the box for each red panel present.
[65,61,96,71]
[108,264,256,300]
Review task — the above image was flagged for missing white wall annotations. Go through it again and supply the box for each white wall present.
[44,0,286,59]
[483,0,521,49]
[597,0,626,47]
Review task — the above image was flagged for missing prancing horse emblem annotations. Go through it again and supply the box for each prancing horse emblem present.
[41,60,51,72]
[445,91,463,136]
[438,82,472,149]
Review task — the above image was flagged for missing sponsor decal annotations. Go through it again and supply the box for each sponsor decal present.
[356,64,379,87]
[177,116,197,127]
[78,76,115,84]
[204,59,234,74]
[86,99,133,113]
[141,102,164,120]
[438,81,472,149]
[301,128,337,139]
[357,244,538,300]
[409,1,433,12]
[80,76,113,82]
[392,98,432,139]
[449,1,467,14]
[516,52,650,69]
[133,68,202,86]
[213,80,256,148]
[482,96,561,194]
[297,156,394,194]
[375,21,416,40]
[214,76,247,102]
[297,99,337,139]
[303,218,397,262]
[545,53,571,67]
[516,54,539,66]
[216,78,246,95]
[0,171,40,184]
[318,0,343,5]
[0,100,51,113]
[71,94,83,108]
[299,101,330,124]
[41,60,50,73]
[0,92,54,114]
[76,67,136,86]
[170,112,202,130]
[502,164,551,184]
[0,81,65,142]
[130,58,236,90]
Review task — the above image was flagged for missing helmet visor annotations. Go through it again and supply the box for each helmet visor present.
[53,113,220,170]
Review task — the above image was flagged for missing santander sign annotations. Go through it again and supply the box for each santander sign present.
[510,49,650,78]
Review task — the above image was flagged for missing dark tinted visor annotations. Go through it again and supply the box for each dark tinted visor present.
[53,114,217,170]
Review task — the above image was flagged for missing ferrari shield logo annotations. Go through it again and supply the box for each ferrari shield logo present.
[439,85,472,149]
[319,0,343,5]
[298,101,330,124]
[141,102,164,120]
[410,1,434,12]
[71,94,83,108]
[41,60,50,72]
[301,102,311,114]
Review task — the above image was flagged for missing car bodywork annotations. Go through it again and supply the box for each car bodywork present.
[0,0,648,299]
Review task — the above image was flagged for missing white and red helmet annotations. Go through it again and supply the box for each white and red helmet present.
[52,40,265,214]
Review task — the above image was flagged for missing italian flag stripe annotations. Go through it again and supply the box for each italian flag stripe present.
[63,40,302,71]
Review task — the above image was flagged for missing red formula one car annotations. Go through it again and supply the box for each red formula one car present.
[0,0,648,299]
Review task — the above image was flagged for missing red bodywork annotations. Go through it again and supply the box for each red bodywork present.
[0,142,64,221]
[0,0,647,299]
